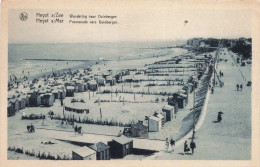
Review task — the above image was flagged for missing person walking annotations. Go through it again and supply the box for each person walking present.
[170,138,175,152]
[211,87,214,94]
[184,140,190,154]
[165,138,170,153]
[240,84,243,91]
[236,84,239,91]
[190,140,196,154]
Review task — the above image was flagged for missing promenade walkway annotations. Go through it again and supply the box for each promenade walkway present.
[152,48,252,160]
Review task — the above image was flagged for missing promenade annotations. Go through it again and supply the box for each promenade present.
[153,48,251,160]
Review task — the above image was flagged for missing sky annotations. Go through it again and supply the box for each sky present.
[8,9,251,43]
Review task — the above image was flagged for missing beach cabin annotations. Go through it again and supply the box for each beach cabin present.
[182,85,189,94]
[28,91,41,106]
[89,142,110,160]
[124,70,130,75]
[88,80,98,91]
[72,146,96,160]
[154,111,166,126]
[58,88,66,99]
[66,86,75,97]
[83,83,88,91]
[179,93,188,105]
[10,99,19,111]
[168,100,178,115]
[148,116,162,132]
[106,76,115,86]
[76,81,85,92]
[162,105,174,121]
[176,96,186,109]
[97,78,105,86]
[7,102,15,117]
[188,83,194,93]
[52,89,61,99]
[131,123,149,138]
[41,93,55,107]
[18,97,26,110]
[108,136,133,158]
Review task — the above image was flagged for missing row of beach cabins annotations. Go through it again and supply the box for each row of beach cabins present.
[123,79,197,137]
[7,68,136,117]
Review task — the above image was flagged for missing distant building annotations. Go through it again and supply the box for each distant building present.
[72,146,96,160]
[108,136,133,158]
[89,142,110,160]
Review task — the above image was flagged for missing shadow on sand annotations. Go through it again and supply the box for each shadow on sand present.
[178,152,193,156]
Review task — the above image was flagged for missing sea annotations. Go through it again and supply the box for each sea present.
[8,41,184,80]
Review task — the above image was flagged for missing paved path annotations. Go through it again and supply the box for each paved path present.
[152,48,251,160]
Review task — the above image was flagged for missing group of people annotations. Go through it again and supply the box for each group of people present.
[184,140,196,154]
[74,125,83,135]
[236,84,243,91]
[165,138,196,155]
[165,138,175,153]
[27,123,35,133]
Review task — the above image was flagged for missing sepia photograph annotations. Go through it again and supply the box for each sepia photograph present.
[1,1,259,166]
